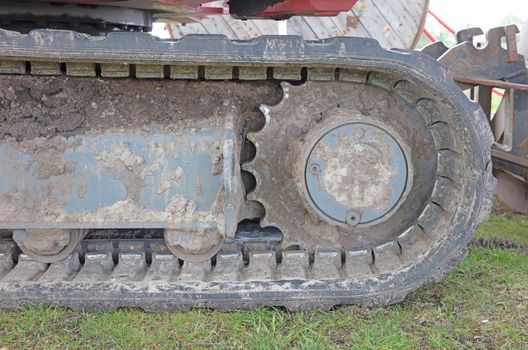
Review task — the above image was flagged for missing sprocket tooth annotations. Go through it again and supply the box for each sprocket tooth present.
[280,82,291,100]
[246,130,260,143]
[240,163,256,174]
[244,165,264,196]
[258,104,271,119]
[259,216,274,229]
[246,192,258,201]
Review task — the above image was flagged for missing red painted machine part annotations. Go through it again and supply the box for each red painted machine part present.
[24,0,357,20]
[256,0,358,18]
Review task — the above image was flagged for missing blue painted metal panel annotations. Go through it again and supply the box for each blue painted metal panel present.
[0,122,233,230]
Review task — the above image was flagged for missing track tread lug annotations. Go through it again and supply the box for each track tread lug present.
[38,254,81,282]
[338,68,367,83]
[307,67,335,81]
[431,177,459,215]
[66,62,96,77]
[135,64,164,78]
[437,151,463,181]
[415,98,440,126]
[0,60,26,74]
[344,249,373,278]
[112,252,147,282]
[367,71,397,90]
[0,242,15,280]
[178,260,211,281]
[74,252,114,282]
[30,61,61,75]
[273,67,301,81]
[145,240,181,282]
[373,242,402,273]
[245,251,277,281]
[397,225,429,261]
[101,63,130,78]
[239,66,267,80]
[279,250,309,280]
[429,121,457,151]
[170,65,198,79]
[211,251,243,281]
[205,66,233,80]
[393,79,419,104]
[311,250,342,280]
[417,202,448,239]
[144,252,180,282]
[3,255,48,282]
[110,242,147,281]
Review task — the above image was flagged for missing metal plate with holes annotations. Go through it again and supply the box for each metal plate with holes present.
[305,122,409,227]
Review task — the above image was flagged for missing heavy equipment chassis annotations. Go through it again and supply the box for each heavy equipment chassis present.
[0,29,495,310]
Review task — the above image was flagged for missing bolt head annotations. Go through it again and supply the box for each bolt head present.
[346,210,361,226]
[310,163,321,174]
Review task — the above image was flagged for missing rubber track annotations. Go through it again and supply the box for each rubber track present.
[0,29,495,311]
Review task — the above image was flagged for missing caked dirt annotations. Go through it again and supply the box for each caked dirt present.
[0,76,283,141]
[0,75,283,227]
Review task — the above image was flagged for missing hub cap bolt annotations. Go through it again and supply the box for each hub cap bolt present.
[352,127,365,139]
[346,210,361,226]
[310,163,321,174]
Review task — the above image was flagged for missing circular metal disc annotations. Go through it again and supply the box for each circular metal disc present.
[305,122,408,226]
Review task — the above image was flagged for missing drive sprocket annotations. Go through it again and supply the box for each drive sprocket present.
[245,70,495,273]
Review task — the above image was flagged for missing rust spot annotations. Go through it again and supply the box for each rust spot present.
[346,15,359,29]
[383,25,391,38]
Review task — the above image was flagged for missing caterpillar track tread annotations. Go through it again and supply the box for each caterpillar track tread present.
[0,29,495,311]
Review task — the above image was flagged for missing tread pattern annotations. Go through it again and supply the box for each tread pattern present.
[0,29,495,311]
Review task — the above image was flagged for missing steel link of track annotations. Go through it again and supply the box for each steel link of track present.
[0,29,495,310]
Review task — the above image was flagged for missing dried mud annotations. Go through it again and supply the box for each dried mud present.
[0,76,282,228]
[471,238,526,251]
[0,76,282,141]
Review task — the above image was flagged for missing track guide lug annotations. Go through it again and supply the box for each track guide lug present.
[38,254,81,282]
[3,255,47,282]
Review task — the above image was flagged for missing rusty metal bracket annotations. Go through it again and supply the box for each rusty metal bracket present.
[492,149,528,170]
[438,25,528,180]
[440,25,525,81]
[453,77,528,92]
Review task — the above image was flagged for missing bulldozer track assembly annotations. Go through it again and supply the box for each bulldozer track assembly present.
[0,28,495,311]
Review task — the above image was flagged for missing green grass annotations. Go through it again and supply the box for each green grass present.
[476,213,528,246]
[0,214,526,350]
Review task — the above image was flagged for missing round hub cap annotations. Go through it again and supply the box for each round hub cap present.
[304,122,408,227]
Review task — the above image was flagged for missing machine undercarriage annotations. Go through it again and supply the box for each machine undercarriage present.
[0,1,504,310]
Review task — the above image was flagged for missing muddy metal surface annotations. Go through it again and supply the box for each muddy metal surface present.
[250,81,438,251]
[0,30,495,310]
[0,76,282,231]
[0,76,282,141]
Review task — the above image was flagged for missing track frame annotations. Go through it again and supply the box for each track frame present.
[0,29,495,310]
